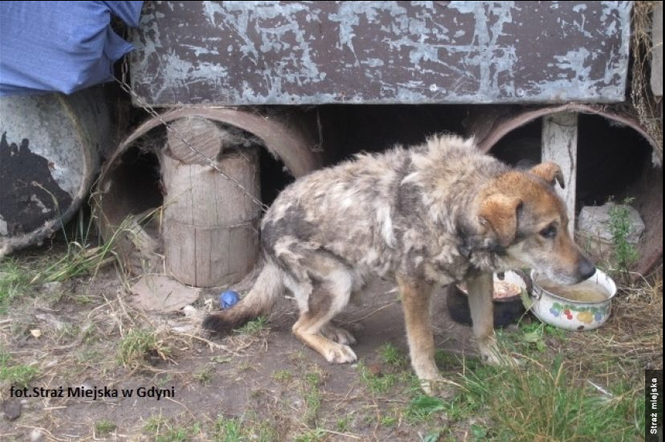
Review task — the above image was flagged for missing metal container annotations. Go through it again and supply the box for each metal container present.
[447,271,528,328]
[0,87,111,256]
[130,1,632,106]
[530,269,618,331]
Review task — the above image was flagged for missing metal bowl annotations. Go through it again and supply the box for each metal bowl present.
[447,271,528,328]
[529,269,617,331]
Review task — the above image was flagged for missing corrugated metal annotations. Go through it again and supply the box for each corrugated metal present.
[131,1,632,106]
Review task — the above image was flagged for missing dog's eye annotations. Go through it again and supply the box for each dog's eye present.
[539,225,557,239]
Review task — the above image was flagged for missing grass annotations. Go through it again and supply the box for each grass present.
[379,342,407,367]
[272,369,293,383]
[294,428,326,442]
[95,419,117,436]
[608,198,640,274]
[401,315,653,440]
[212,416,243,441]
[28,209,123,286]
[211,355,232,364]
[213,416,243,442]
[0,209,125,315]
[236,317,268,335]
[468,424,489,441]
[212,415,277,442]
[435,348,467,371]
[441,357,644,441]
[379,414,397,427]
[117,328,170,369]
[142,415,203,442]
[28,242,116,285]
[0,347,39,388]
[0,258,33,314]
[77,349,103,364]
[490,320,571,360]
[357,361,400,394]
[406,395,446,422]
[422,430,444,442]
[303,371,323,425]
[336,416,351,432]
[355,344,416,395]
[194,364,215,386]
[516,322,565,353]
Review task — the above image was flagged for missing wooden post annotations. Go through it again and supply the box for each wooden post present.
[167,117,226,164]
[161,118,261,287]
[541,112,578,235]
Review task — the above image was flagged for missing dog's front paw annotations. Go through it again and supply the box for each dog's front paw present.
[480,347,520,367]
[324,343,358,364]
[419,376,457,399]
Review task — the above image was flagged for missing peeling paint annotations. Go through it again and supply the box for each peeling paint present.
[0,95,83,196]
[131,1,632,106]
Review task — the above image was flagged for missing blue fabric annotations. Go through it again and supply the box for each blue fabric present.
[0,1,143,96]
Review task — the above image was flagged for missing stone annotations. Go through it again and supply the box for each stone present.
[577,203,645,244]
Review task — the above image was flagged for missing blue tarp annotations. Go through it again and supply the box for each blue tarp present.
[0,1,143,96]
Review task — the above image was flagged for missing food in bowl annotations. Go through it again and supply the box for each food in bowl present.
[535,277,610,302]
[529,269,617,331]
[457,280,523,300]
[493,280,523,299]
[448,271,528,328]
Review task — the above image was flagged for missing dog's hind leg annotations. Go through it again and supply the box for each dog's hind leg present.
[292,268,357,364]
[397,274,443,394]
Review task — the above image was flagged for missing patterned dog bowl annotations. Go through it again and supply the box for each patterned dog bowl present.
[529,269,617,331]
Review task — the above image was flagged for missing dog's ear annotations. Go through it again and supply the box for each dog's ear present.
[478,194,523,248]
[529,162,565,189]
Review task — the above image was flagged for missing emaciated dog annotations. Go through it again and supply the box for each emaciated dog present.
[203,135,595,393]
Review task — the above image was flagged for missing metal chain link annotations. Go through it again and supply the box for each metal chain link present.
[117,57,270,213]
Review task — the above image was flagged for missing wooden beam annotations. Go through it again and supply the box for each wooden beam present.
[541,112,578,235]
[167,117,226,164]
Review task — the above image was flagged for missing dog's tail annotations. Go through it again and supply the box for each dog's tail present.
[202,258,283,333]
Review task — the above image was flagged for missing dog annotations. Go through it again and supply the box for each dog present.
[203,135,595,394]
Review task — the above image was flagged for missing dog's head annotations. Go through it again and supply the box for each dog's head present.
[477,162,595,285]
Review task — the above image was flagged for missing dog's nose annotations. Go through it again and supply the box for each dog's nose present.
[578,258,596,280]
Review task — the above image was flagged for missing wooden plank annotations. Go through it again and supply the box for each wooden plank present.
[227,221,260,280]
[163,220,197,284]
[193,225,229,287]
[541,112,578,235]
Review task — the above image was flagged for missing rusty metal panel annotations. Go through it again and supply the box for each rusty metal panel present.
[130,1,632,106]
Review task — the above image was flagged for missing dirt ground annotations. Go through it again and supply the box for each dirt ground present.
[0,249,662,441]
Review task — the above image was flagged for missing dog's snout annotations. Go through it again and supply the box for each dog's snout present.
[578,258,596,281]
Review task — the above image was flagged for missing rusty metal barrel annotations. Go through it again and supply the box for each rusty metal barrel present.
[0,88,111,257]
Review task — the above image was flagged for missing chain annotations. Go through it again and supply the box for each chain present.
[117,57,270,213]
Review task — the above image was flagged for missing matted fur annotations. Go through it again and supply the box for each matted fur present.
[203,135,594,392]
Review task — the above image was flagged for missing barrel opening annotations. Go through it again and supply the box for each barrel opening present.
[100,141,164,228]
